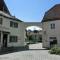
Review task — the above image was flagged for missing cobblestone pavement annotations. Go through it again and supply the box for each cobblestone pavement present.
[0,43,60,60]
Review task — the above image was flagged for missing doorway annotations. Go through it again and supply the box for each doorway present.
[50,37,57,48]
[3,34,8,47]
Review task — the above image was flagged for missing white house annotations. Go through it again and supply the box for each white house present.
[0,0,25,48]
[42,4,60,48]
[26,26,42,42]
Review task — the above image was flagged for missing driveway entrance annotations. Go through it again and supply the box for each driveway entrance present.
[29,43,45,50]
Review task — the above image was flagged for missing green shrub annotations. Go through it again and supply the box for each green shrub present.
[49,45,60,55]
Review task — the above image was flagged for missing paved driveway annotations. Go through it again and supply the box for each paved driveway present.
[0,43,60,60]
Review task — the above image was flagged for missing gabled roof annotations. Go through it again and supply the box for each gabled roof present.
[42,4,60,22]
[0,0,10,15]
[0,11,23,22]
[0,0,23,22]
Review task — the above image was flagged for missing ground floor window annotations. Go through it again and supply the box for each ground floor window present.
[10,36,18,42]
[49,37,57,48]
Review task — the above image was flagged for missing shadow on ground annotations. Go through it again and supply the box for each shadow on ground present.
[0,46,29,55]
[29,48,48,51]
[0,43,48,55]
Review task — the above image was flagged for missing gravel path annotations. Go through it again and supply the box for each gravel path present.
[0,43,60,60]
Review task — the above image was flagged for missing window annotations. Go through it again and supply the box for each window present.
[50,37,57,47]
[10,21,18,28]
[10,36,18,42]
[14,22,18,28]
[0,18,3,25]
[10,21,13,27]
[50,23,55,29]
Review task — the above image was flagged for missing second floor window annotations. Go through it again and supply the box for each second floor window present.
[50,23,55,29]
[14,22,18,28]
[10,21,18,28]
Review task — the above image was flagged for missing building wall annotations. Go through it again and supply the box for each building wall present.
[0,16,25,47]
[0,15,42,48]
[42,20,60,48]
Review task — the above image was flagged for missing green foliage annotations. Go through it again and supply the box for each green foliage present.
[29,35,33,41]
[49,45,60,55]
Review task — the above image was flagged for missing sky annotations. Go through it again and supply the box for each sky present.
[5,0,60,22]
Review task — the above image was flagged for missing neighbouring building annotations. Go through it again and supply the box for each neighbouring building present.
[26,30,42,43]
[42,4,60,48]
[0,0,25,49]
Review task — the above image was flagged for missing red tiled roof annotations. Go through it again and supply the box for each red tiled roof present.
[42,4,60,22]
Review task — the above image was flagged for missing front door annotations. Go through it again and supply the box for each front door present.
[3,34,8,47]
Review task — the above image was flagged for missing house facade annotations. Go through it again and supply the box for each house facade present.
[0,11,25,48]
[0,0,25,49]
[42,4,60,48]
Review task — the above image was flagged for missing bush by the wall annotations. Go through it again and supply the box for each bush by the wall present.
[49,45,60,55]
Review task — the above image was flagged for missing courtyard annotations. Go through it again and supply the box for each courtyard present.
[0,43,60,60]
